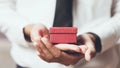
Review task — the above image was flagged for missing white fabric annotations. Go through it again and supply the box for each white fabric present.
[0,0,120,68]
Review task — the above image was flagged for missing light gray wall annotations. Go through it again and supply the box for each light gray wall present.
[0,33,15,68]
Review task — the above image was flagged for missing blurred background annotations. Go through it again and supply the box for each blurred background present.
[0,33,16,68]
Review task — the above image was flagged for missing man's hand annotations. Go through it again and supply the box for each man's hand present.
[23,24,84,65]
[23,24,49,42]
[77,33,97,61]
[35,37,84,65]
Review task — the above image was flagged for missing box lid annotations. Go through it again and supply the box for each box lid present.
[50,27,77,34]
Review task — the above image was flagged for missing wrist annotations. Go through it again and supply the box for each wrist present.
[87,32,102,52]
[23,24,35,42]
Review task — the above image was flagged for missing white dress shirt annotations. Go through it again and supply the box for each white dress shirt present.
[0,0,120,68]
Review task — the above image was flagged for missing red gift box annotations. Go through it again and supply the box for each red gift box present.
[50,27,77,44]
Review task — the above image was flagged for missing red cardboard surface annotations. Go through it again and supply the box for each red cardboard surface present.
[50,27,77,34]
[50,27,77,44]
[50,34,76,43]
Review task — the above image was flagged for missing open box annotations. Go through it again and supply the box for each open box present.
[50,27,77,44]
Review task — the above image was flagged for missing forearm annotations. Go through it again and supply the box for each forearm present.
[78,14,120,53]
[0,0,31,47]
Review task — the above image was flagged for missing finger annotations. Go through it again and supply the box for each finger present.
[34,42,48,61]
[41,37,53,47]
[34,42,47,58]
[54,44,81,53]
[81,34,95,52]
[38,52,54,63]
[35,44,42,53]
[34,40,53,58]
[78,45,88,54]
[79,34,96,61]
[85,49,92,61]
[41,37,61,58]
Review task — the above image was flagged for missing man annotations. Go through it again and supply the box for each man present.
[0,0,120,68]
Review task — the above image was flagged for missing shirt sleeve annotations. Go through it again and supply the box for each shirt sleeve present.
[0,0,31,47]
[78,0,120,53]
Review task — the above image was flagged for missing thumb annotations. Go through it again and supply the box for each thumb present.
[78,45,88,54]
[85,49,92,61]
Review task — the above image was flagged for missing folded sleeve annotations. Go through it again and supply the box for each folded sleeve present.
[0,0,31,47]
[78,0,120,52]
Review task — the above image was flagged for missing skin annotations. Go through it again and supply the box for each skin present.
[23,24,96,65]
[77,34,97,61]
